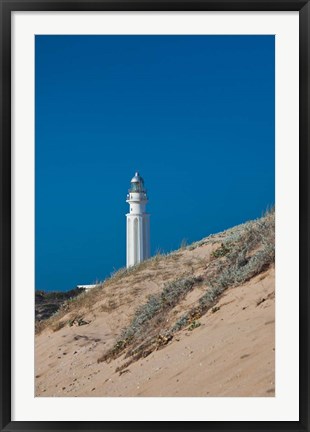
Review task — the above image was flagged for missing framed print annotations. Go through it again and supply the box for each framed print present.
[1,0,309,431]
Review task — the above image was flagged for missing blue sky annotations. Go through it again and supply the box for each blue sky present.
[35,35,275,292]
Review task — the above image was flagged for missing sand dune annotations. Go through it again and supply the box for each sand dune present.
[35,213,275,397]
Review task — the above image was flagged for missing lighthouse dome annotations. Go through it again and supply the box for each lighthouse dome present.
[129,172,146,193]
[131,172,144,183]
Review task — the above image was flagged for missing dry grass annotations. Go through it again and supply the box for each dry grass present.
[35,252,173,335]
[97,209,275,369]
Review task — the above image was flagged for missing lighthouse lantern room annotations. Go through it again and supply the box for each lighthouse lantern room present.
[126,172,150,267]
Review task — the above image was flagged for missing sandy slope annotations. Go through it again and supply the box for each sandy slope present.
[35,249,275,397]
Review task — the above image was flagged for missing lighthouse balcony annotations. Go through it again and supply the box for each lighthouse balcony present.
[127,192,148,201]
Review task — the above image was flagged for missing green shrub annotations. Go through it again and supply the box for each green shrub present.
[169,209,275,334]
[99,275,203,362]
[188,320,201,331]
[211,243,231,258]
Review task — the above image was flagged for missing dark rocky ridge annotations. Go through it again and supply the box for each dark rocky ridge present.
[35,287,85,321]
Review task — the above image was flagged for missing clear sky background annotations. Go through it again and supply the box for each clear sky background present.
[35,35,275,292]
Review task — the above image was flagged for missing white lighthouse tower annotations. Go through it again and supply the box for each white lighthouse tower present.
[126,172,150,267]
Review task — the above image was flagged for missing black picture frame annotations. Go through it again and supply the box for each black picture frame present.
[1,1,309,431]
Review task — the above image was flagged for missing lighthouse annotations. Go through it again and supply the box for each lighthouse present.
[126,172,150,267]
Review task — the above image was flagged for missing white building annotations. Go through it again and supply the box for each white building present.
[77,284,97,292]
[126,172,150,267]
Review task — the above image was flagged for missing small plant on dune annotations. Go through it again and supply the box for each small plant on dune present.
[211,243,231,258]
[172,315,190,332]
[67,316,90,327]
[51,320,66,332]
[188,320,201,331]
